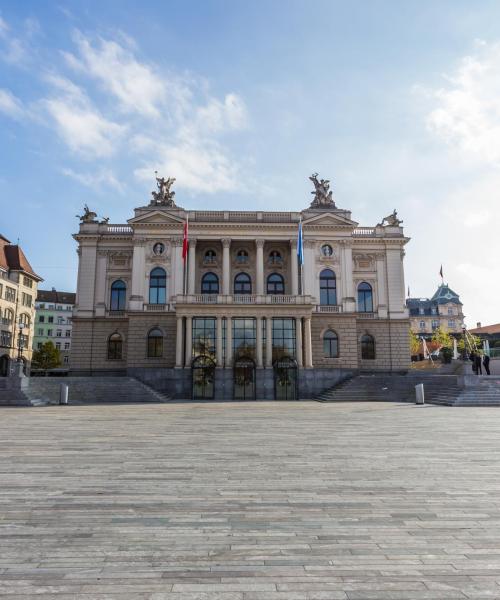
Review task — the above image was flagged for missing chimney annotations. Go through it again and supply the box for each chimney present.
[476,322,481,328]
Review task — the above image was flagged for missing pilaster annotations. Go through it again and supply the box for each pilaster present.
[266,316,273,367]
[188,238,197,294]
[256,316,263,368]
[130,238,146,311]
[290,239,299,296]
[295,316,303,367]
[256,239,265,295]
[222,238,231,295]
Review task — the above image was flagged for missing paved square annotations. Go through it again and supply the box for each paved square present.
[1,401,500,599]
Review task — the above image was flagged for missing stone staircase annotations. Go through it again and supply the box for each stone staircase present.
[0,377,171,407]
[454,378,500,406]
[315,373,463,405]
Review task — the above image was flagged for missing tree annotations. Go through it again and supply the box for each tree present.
[431,326,452,349]
[410,330,421,355]
[457,334,482,354]
[32,341,62,370]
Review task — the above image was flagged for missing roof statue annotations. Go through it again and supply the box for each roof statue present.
[380,209,403,227]
[150,175,177,207]
[309,173,336,208]
[76,204,98,224]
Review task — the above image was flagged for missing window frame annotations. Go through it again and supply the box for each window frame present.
[323,329,339,358]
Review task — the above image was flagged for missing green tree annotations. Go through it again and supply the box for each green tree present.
[32,341,62,370]
[457,334,482,354]
[431,326,452,349]
[410,330,421,355]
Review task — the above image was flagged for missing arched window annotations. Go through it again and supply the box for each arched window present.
[201,272,219,294]
[320,269,337,305]
[358,282,373,313]
[236,249,248,264]
[19,313,31,327]
[147,328,163,358]
[110,280,126,311]
[361,334,375,360]
[323,330,339,357]
[149,268,166,304]
[267,273,284,295]
[204,249,216,264]
[269,250,282,265]
[108,332,123,360]
[234,273,252,295]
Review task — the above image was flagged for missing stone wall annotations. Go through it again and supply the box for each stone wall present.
[311,314,358,368]
[357,318,410,372]
[126,312,176,368]
[70,317,128,374]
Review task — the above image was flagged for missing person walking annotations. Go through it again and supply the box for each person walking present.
[475,352,483,375]
[483,354,491,376]
[470,351,477,374]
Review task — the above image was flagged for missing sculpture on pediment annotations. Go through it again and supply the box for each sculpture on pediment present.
[76,204,98,223]
[309,173,336,208]
[380,209,403,227]
[150,174,177,207]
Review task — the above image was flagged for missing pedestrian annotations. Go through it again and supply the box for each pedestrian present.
[470,351,477,374]
[483,354,491,376]
[475,352,483,375]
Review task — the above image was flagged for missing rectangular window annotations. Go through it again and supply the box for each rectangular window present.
[22,293,32,307]
[63,355,69,364]
[232,318,256,361]
[192,317,216,359]
[64,342,70,350]
[1,331,12,347]
[19,334,28,349]
[57,317,64,325]
[419,321,426,329]
[0,283,3,298]
[432,320,439,329]
[23,276,33,288]
[272,318,296,362]
[65,330,71,337]
[38,303,45,309]
[448,320,456,328]
[5,287,16,302]
[448,307,453,315]
[56,342,61,350]
[56,330,62,337]
[47,329,53,337]
[39,315,45,323]
[37,342,42,349]
[37,328,44,336]
[48,316,54,323]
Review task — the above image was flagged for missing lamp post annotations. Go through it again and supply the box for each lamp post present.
[17,322,25,362]
[462,326,467,361]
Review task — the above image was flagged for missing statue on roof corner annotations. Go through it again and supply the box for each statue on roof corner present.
[380,209,403,227]
[76,204,98,223]
[150,175,177,207]
[309,173,336,208]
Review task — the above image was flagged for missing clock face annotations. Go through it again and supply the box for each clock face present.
[153,242,165,256]
[321,244,333,257]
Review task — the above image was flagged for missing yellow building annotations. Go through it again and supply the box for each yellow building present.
[0,234,42,375]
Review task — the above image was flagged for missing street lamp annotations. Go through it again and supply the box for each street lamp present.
[17,322,25,362]
[462,326,467,361]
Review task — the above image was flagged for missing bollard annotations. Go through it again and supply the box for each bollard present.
[59,383,69,405]
[415,383,425,405]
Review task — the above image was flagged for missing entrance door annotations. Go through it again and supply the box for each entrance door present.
[274,357,298,400]
[234,356,256,400]
[192,355,216,400]
[0,355,9,377]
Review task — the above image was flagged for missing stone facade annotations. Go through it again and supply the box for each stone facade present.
[407,284,464,338]
[71,180,410,398]
[0,234,42,376]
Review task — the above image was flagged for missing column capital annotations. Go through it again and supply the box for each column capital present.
[289,238,297,248]
[171,236,183,246]
[189,237,198,247]
[255,239,265,249]
[222,238,232,248]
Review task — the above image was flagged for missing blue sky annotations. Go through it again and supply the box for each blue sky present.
[1,0,499,326]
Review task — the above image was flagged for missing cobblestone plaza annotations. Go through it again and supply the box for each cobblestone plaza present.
[1,402,500,599]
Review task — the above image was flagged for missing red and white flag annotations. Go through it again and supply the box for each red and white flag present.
[439,264,443,280]
[182,216,189,262]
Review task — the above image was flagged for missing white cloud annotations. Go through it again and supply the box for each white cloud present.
[41,75,125,158]
[194,93,248,134]
[427,41,500,165]
[63,31,172,118]
[61,167,124,191]
[0,88,24,119]
[0,15,35,66]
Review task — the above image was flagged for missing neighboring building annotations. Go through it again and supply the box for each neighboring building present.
[407,283,464,338]
[0,234,43,375]
[468,323,500,346]
[33,289,76,367]
[71,175,410,399]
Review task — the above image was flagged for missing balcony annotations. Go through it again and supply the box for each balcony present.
[144,303,173,312]
[315,305,343,313]
[175,294,314,305]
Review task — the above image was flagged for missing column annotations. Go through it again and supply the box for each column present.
[188,238,197,294]
[376,253,388,318]
[266,316,273,367]
[295,316,303,367]
[290,239,298,296]
[256,316,263,368]
[94,250,108,316]
[222,238,231,295]
[175,316,183,368]
[304,316,313,368]
[303,241,315,298]
[386,247,406,318]
[256,239,265,295]
[172,237,184,297]
[216,316,223,367]
[226,316,233,366]
[343,242,355,311]
[185,316,192,366]
[130,239,146,310]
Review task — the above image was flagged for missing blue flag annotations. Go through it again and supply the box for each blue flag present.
[297,219,304,265]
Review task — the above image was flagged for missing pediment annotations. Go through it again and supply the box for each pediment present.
[128,210,185,225]
[302,211,358,228]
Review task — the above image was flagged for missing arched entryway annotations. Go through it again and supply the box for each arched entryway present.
[0,355,10,377]
[273,357,298,400]
[233,356,256,400]
[191,355,216,400]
